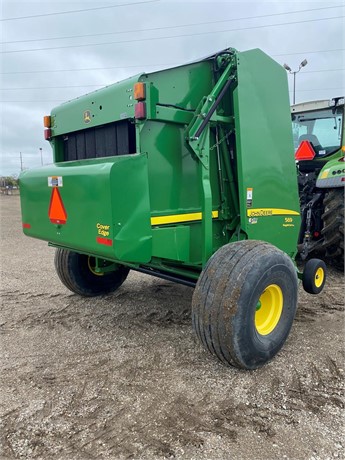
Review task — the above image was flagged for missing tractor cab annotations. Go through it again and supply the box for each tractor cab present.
[292,97,344,160]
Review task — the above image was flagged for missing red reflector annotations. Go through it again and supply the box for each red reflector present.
[314,231,320,237]
[135,101,146,119]
[96,237,113,246]
[48,188,67,225]
[22,223,31,229]
[295,141,316,161]
[44,128,52,140]
[342,177,345,182]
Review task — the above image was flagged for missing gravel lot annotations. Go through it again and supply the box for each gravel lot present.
[1,195,344,459]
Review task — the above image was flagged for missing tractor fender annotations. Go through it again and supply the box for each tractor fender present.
[316,156,345,188]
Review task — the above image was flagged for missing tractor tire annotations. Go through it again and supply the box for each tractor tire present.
[321,188,344,271]
[192,240,298,370]
[54,248,129,297]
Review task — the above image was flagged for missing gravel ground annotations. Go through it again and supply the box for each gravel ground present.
[0,195,344,460]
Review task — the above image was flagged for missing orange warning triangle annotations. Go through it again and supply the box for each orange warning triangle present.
[48,188,67,224]
[295,140,316,161]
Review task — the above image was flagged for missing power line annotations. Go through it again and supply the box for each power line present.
[1,15,343,54]
[0,0,159,22]
[3,70,345,91]
[1,51,344,76]
[274,48,345,57]
[3,87,344,103]
[1,100,66,103]
[301,68,345,74]
[0,63,174,75]
[290,88,344,92]
[2,85,105,90]
[4,84,344,92]
[1,48,344,76]
[1,5,342,45]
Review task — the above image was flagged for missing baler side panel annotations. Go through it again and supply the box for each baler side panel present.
[138,61,224,265]
[233,49,300,256]
[140,120,222,264]
[20,154,152,263]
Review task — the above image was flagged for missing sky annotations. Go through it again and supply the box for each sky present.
[1,0,344,176]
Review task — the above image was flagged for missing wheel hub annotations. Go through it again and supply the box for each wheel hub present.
[314,267,324,288]
[255,284,283,335]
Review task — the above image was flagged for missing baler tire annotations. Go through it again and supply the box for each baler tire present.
[54,248,129,297]
[192,240,298,370]
[321,188,344,271]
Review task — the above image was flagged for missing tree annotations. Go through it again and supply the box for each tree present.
[0,175,19,188]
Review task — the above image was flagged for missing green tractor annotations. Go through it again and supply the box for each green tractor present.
[20,48,325,370]
[291,97,344,271]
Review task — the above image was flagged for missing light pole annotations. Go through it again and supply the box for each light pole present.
[39,147,43,166]
[283,59,308,105]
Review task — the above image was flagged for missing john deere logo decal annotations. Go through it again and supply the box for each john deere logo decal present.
[83,110,91,123]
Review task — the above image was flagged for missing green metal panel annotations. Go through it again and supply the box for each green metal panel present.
[152,226,190,262]
[20,154,152,263]
[109,154,152,262]
[140,61,214,114]
[136,61,225,265]
[140,119,221,264]
[50,74,140,136]
[142,120,200,212]
[233,49,301,256]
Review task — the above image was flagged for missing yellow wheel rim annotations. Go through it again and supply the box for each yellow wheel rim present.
[255,284,283,336]
[87,257,104,276]
[314,267,324,288]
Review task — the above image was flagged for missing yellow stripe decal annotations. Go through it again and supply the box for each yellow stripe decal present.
[247,208,300,217]
[151,210,219,226]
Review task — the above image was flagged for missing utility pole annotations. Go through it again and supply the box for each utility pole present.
[39,147,43,166]
[20,151,23,171]
[283,59,308,105]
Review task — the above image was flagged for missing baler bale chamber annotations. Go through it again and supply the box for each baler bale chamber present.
[20,48,326,369]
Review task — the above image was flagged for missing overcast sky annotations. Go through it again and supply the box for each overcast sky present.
[1,0,344,176]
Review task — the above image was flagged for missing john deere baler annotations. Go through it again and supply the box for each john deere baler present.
[20,48,326,369]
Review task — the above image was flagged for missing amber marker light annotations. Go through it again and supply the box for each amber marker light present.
[43,115,51,128]
[134,82,146,101]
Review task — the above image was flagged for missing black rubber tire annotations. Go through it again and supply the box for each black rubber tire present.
[302,259,327,295]
[321,188,344,271]
[54,248,129,297]
[192,240,298,370]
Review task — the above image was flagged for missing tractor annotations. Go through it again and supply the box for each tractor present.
[292,97,344,271]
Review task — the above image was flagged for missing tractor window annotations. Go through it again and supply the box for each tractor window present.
[292,106,343,156]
